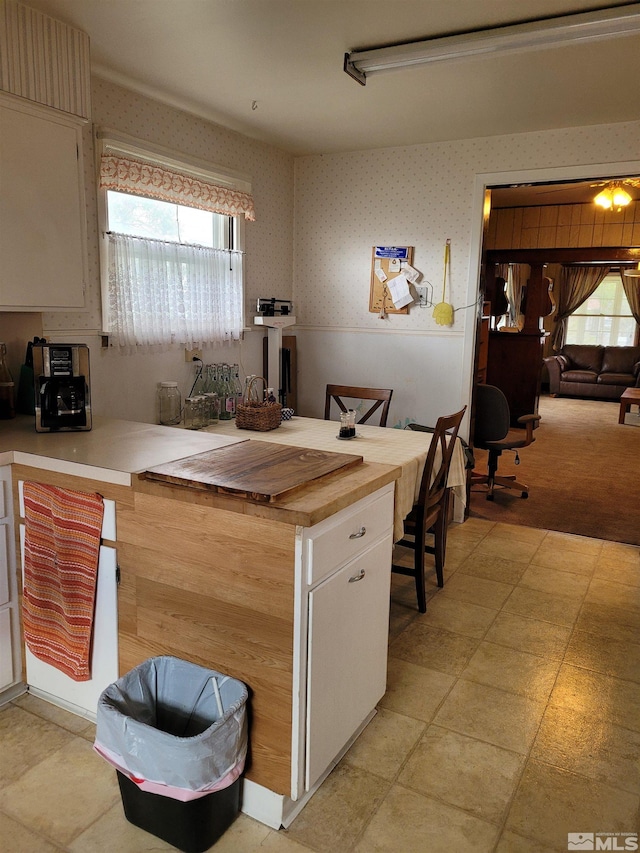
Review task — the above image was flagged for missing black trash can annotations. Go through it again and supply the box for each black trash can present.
[94,656,248,853]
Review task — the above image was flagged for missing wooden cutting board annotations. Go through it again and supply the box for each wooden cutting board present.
[143,439,363,502]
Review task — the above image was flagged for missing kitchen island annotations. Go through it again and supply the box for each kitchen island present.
[1,415,400,828]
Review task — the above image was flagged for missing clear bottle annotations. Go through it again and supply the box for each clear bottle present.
[158,381,181,425]
[204,363,215,394]
[243,374,256,399]
[0,343,15,419]
[219,364,234,420]
[191,362,206,396]
[232,364,243,415]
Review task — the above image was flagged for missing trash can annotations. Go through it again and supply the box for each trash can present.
[94,656,248,853]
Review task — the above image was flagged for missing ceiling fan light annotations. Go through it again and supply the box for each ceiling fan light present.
[594,189,613,209]
[612,187,632,208]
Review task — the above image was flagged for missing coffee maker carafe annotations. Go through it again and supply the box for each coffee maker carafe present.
[33,344,92,432]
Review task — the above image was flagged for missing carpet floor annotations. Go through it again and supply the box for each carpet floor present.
[469,394,640,546]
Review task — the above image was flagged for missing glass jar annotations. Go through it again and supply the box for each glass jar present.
[183,397,201,429]
[158,381,181,425]
[195,395,208,429]
[204,392,220,425]
[339,410,356,438]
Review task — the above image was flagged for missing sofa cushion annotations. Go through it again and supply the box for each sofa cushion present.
[602,346,640,374]
[597,372,635,386]
[562,344,604,372]
[562,370,598,384]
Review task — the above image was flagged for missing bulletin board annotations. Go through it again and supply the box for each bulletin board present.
[369,246,414,315]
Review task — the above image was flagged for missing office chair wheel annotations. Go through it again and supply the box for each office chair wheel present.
[521,491,528,499]
[486,493,495,501]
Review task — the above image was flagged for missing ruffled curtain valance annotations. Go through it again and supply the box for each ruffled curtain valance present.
[100,154,256,221]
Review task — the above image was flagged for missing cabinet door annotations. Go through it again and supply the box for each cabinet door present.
[0,525,9,608]
[305,536,392,790]
[0,93,86,310]
[21,542,119,717]
[0,608,13,690]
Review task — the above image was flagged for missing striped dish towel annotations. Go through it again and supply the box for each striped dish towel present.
[22,482,104,682]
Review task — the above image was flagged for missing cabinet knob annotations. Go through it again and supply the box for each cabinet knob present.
[349,526,366,539]
[348,569,366,583]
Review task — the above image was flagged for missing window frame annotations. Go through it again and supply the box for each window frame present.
[96,130,249,340]
[566,269,636,347]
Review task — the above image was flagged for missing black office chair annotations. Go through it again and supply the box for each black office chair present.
[324,385,393,427]
[392,407,466,613]
[472,384,541,500]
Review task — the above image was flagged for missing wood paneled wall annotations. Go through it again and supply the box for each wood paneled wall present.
[486,202,640,250]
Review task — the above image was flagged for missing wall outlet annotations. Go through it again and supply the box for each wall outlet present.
[413,281,433,308]
[185,348,203,362]
[415,285,429,308]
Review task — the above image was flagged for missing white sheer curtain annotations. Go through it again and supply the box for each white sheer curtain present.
[107,233,243,350]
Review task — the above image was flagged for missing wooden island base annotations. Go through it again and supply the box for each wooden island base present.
[117,465,398,827]
[7,419,401,830]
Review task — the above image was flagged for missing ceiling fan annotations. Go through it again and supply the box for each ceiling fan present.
[589,177,640,189]
[533,177,640,208]
[532,177,640,199]
[591,178,640,210]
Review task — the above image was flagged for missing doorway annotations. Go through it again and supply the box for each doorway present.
[464,164,640,542]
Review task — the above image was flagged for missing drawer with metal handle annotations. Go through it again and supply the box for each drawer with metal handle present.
[304,485,394,586]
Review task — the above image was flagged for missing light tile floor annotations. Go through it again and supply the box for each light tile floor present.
[1,519,639,852]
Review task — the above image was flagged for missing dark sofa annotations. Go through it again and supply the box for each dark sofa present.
[544,344,640,400]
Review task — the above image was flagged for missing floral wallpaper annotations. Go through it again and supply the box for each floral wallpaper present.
[37,72,640,427]
[293,120,640,334]
[44,76,295,335]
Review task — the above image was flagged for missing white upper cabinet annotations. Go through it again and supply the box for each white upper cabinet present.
[0,92,87,310]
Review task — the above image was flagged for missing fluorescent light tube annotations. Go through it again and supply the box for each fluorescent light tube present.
[345,3,640,84]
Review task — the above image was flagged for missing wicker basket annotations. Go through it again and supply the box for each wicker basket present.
[236,376,282,431]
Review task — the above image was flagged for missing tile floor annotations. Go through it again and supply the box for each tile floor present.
[1,518,639,852]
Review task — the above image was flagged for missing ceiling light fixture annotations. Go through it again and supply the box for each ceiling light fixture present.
[623,263,640,277]
[594,182,633,211]
[344,3,640,85]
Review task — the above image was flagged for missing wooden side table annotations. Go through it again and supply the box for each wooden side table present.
[618,387,640,423]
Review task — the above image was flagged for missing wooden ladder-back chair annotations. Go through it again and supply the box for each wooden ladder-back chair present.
[392,406,466,613]
[324,385,393,428]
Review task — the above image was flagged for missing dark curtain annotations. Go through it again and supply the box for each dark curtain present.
[621,271,640,326]
[551,265,611,351]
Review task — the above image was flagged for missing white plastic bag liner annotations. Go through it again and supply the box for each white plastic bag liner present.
[94,656,248,801]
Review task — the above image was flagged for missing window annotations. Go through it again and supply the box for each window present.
[566,272,636,346]
[98,135,255,350]
[106,191,232,250]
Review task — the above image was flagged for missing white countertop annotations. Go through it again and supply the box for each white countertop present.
[0,416,246,485]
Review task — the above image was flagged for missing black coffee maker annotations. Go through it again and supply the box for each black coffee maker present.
[33,343,92,432]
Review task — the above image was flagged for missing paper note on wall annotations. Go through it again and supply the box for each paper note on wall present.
[401,263,422,283]
[388,274,413,309]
